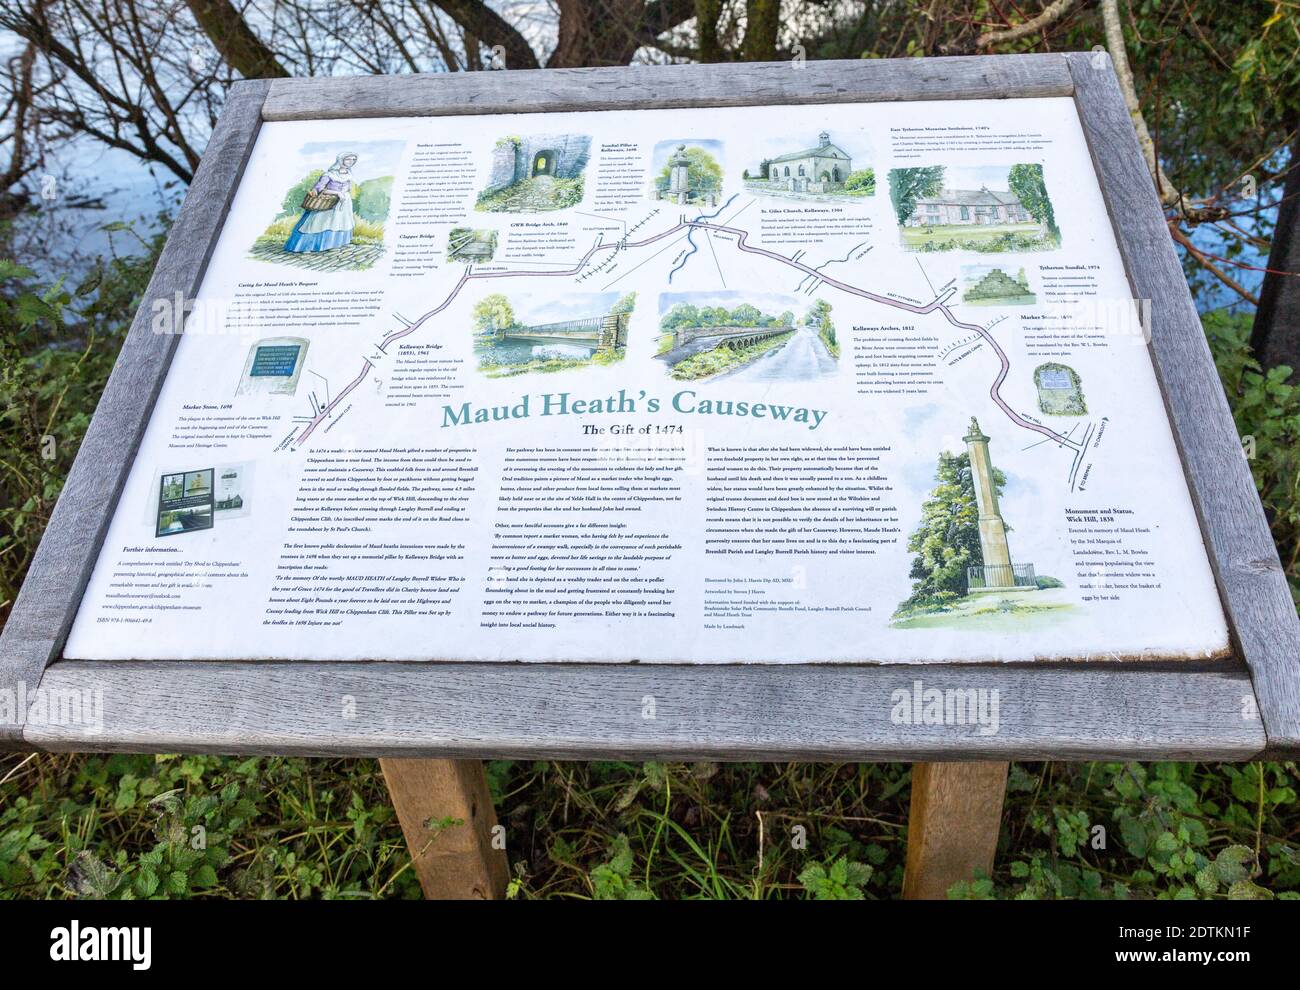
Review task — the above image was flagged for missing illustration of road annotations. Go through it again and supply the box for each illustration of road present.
[723,325,835,382]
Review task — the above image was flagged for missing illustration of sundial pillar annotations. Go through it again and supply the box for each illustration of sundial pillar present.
[669,144,691,204]
[964,417,1014,586]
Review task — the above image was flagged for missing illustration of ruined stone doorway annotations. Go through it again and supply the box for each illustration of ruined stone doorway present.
[531,150,556,177]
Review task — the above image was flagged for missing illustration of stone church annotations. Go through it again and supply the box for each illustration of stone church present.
[757,131,851,193]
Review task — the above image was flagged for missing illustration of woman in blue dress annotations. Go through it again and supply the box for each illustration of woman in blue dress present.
[284,152,358,253]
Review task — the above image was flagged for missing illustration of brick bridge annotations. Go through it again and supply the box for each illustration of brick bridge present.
[663,324,793,352]
[498,312,629,354]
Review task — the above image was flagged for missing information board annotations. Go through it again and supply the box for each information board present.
[64,97,1228,664]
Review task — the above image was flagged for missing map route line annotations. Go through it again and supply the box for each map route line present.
[938,303,1079,450]
[690,220,938,315]
[294,214,1078,450]
[295,227,695,442]
[688,219,1077,450]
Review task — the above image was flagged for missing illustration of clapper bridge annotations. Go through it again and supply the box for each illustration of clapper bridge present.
[495,311,629,353]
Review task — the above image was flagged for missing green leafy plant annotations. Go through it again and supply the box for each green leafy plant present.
[798,857,873,899]
[590,834,654,900]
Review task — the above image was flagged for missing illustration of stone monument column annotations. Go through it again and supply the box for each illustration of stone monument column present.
[963,417,1015,589]
[668,144,691,204]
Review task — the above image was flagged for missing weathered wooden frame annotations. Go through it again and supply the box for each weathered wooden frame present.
[3,54,1296,760]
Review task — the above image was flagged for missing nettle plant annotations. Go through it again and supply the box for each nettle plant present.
[951,762,1297,900]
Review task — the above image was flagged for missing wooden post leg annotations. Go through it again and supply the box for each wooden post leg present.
[902,761,1008,900]
[379,758,509,900]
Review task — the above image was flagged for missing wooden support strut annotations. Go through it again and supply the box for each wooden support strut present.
[379,758,509,899]
[902,761,1009,899]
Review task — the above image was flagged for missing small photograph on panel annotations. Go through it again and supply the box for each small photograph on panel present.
[155,468,215,537]
[655,291,839,383]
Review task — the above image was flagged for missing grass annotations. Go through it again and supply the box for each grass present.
[902,222,1040,244]
[901,223,1059,253]
[964,292,1037,306]
[890,591,1078,630]
[818,325,840,359]
[474,176,585,213]
[257,216,385,243]
[249,215,387,272]
[2,755,1296,899]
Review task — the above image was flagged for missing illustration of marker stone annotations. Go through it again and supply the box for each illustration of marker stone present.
[236,337,309,396]
[964,417,1035,592]
[1034,362,1086,415]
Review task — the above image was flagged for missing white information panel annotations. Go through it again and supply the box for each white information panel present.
[65,98,1229,663]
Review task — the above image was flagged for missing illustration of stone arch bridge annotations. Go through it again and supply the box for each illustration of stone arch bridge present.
[498,311,629,353]
[664,324,793,353]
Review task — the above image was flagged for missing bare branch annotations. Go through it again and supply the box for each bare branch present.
[1100,0,1227,224]
[977,0,1078,49]
[1169,223,1260,305]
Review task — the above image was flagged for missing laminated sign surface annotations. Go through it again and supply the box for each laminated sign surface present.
[64,98,1229,664]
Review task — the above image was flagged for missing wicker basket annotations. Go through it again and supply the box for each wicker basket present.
[301,191,340,211]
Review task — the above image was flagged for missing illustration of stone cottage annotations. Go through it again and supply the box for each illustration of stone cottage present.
[759,132,851,193]
[482,134,591,196]
[906,186,1032,227]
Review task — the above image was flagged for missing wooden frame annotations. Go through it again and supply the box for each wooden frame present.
[3,54,1297,760]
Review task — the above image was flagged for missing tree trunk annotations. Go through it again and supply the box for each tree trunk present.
[550,0,643,67]
[1251,130,1300,376]
[696,0,724,63]
[185,0,288,78]
[742,0,780,61]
